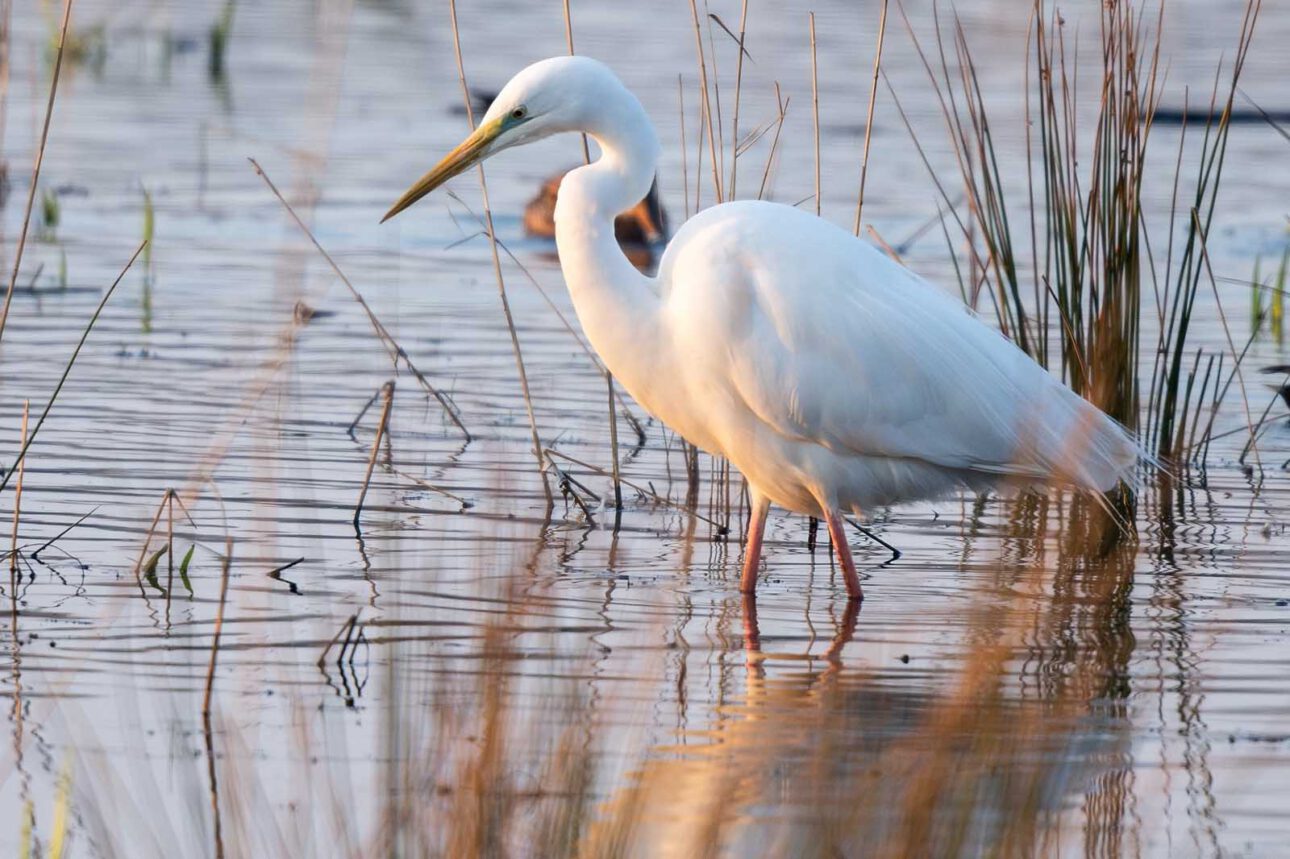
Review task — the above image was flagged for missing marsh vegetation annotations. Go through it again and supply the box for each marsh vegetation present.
[0,0,1287,856]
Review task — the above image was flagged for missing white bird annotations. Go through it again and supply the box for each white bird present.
[382,56,1138,601]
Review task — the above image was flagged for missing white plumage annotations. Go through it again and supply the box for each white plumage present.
[383,56,1139,600]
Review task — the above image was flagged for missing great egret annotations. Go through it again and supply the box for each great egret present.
[382,56,1139,601]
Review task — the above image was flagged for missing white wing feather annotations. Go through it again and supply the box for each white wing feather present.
[659,201,1136,492]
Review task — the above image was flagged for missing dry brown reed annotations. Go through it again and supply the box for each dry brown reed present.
[562,0,591,166]
[561,0,624,516]
[726,0,750,198]
[809,12,820,217]
[853,0,889,234]
[0,241,143,497]
[688,0,723,204]
[0,0,72,346]
[447,0,551,505]
[353,380,395,528]
[756,83,788,202]
[201,536,233,859]
[132,489,172,588]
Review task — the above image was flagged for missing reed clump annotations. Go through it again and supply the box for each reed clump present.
[895,0,1262,468]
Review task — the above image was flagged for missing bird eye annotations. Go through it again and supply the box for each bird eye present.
[511,106,527,120]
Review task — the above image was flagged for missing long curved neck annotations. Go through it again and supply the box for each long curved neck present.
[554,94,668,410]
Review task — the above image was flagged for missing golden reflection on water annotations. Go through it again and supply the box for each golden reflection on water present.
[575,495,1160,857]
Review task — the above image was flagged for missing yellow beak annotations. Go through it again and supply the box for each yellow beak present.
[381,117,504,223]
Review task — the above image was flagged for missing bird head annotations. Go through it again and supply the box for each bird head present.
[381,56,617,223]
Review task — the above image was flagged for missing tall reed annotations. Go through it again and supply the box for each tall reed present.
[0,0,73,345]
[892,0,1261,466]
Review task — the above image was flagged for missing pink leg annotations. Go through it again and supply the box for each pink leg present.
[825,511,864,601]
[742,593,761,653]
[740,495,771,595]
[741,593,765,676]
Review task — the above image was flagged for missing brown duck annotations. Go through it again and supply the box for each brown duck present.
[524,170,667,245]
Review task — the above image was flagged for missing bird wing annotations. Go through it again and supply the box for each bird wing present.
[661,201,1133,488]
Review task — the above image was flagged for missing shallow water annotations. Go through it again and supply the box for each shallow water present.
[1,0,1289,856]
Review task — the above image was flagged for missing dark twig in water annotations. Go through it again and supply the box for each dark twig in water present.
[0,242,143,497]
[387,465,468,508]
[546,456,597,527]
[708,12,753,62]
[165,490,176,623]
[318,613,359,670]
[545,448,728,534]
[249,158,471,442]
[353,381,395,529]
[845,517,902,562]
[346,384,466,505]
[9,402,28,575]
[133,490,174,585]
[203,537,234,717]
[201,536,232,859]
[30,505,98,562]
[607,374,624,519]
[0,0,74,346]
[267,557,304,595]
[347,387,383,440]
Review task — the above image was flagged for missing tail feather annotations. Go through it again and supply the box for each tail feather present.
[1033,387,1145,492]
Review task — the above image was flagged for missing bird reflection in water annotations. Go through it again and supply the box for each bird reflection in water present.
[741,593,861,678]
